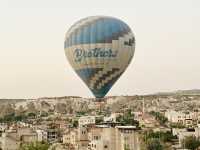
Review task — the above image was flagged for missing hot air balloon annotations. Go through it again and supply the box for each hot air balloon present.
[64,16,135,99]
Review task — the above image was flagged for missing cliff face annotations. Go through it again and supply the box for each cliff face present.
[0,97,93,117]
[0,90,200,118]
[0,104,15,117]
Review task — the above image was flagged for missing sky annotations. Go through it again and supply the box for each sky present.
[0,0,199,98]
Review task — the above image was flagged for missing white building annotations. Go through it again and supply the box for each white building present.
[165,110,196,127]
[116,126,140,150]
[173,128,200,147]
[62,132,71,144]
[132,112,143,121]
[1,131,20,150]
[104,113,122,123]
[0,123,7,132]
[36,129,48,142]
[63,125,140,150]
[79,116,95,127]
[63,127,89,150]
[87,125,140,150]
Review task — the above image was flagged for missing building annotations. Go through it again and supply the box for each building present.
[0,127,37,150]
[103,113,122,123]
[165,110,197,127]
[87,125,140,150]
[46,128,59,143]
[173,128,200,147]
[36,129,48,142]
[1,131,20,150]
[79,116,96,127]
[0,123,7,132]
[17,127,37,141]
[116,126,140,150]
[131,112,143,121]
[63,132,71,144]
[63,127,89,150]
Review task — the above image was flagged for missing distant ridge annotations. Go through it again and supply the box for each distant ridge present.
[156,89,200,95]
[1,89,200,101]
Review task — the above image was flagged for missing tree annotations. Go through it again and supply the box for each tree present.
[146,138,163,150]
[20,142,49,150]
[124,145,130,150]
[76,111,86,116]
[144,130,176,143]
[170,122,185,128]
[162,131,177,142]
[183,136,200,150]
[20,141,49,150]
[150,111,168,125]
[72,120,78,128]
[27,112,36,118]
[95,117,103,124]
[14,114,27,121]
[124,148,130,150]
[116,110,139,127]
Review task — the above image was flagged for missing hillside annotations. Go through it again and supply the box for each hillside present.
[156,89,200,96]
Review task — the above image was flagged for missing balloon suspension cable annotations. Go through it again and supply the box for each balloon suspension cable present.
[95,97,105,102]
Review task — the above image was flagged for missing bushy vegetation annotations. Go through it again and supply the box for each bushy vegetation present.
[0,113,25,123]
[150,111,168,125]
[19,141,49,150]
[72,120,78,128]
[0,112,37,123]
[170,122,185,128]
[146,138,163,150]
[182,136,200,150]
[95,117,103,124]
[142,130,177,150]
[144,130,177,143]
[116,109,139,127]
[76,111,86,117]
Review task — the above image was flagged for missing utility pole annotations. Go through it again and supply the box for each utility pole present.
[142,98,145,117]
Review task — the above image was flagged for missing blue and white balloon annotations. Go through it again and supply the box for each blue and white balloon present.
[64,16,135,98]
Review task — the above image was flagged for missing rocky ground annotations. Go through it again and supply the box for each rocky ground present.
[0,89,200,118]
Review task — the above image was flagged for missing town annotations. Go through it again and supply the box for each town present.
[0,89,200,150]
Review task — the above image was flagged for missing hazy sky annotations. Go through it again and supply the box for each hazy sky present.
[0,0,199,98]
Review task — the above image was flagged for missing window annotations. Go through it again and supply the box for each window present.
[124,136,129,140]
[94,136,99,140]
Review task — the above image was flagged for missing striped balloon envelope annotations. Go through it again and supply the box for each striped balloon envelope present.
[64,16,135,99]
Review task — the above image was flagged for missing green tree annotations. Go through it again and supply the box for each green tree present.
[116,110,139,127]
[14,115,27,121]
[72,120,78,128]
[20,141,49,150]
[27,112,36,118]
[76,111,86,116]
[183,136,200,150]
[144,130,177,143]
[162,131,177,142]
[150,111,168,125]
[0,113,28,123]
[124,145,130,150]
[95,117,103,124]
[170,122,185,128]
[146,138,163,150]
